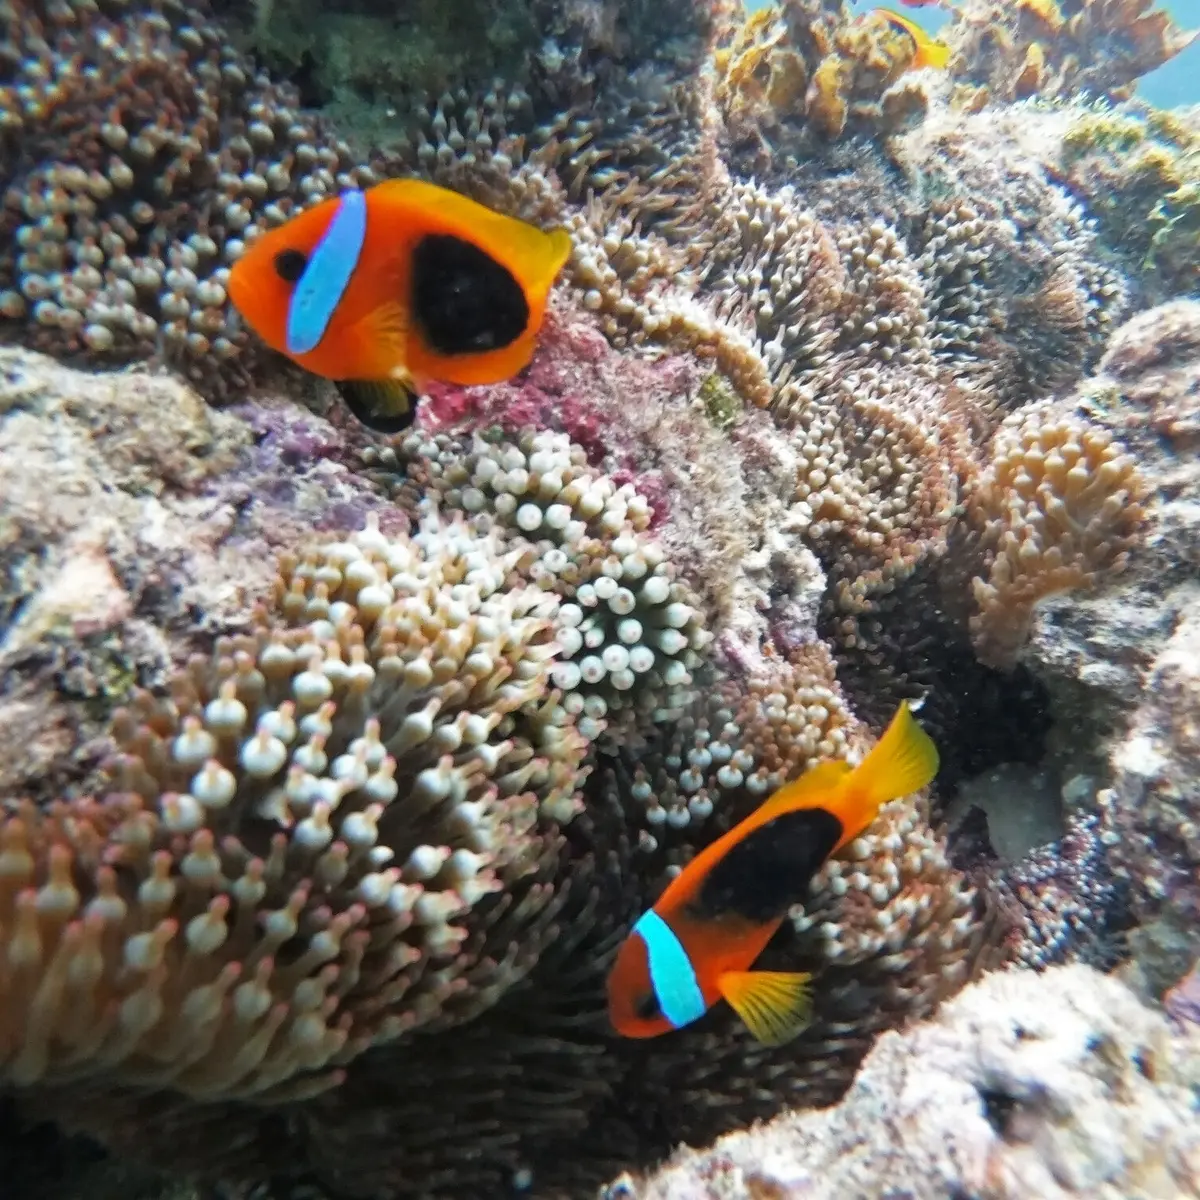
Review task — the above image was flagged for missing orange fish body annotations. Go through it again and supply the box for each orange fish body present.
[607,701,939,1045]
[228,179,572,429]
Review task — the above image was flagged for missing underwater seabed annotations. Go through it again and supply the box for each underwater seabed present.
[2,0,1200,1197]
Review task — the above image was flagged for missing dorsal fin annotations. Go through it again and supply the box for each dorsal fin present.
[751,760,853,824]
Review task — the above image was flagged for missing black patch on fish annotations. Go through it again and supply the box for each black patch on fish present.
[690,808,843,924]
[411,234,529,356]
[274,248,309,282]
[337,378,419,433]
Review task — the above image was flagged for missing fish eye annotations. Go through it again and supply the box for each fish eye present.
[273,248,308,283]
[634,992,661,1021]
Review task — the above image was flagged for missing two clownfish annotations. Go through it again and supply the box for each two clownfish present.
[607,701,939,1046]
[229,167,941,1051]
[228,178,572,432]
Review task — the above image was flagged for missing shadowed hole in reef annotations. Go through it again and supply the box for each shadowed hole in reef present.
[978,1085,1020,1137]
[0,1099,108,1194]
[815,561,1053,802]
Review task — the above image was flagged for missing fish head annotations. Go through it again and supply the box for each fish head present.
[606,926,678,1039]
[227,194,352,371]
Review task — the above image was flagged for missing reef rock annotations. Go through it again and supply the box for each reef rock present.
[1012,302,1200,988]
[608,962,1200,1200]
[0,346,394,803]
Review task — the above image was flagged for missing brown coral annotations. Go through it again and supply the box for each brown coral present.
[712,0,936,173]
[945,0,1197,105]
[0,513,593,1106]
[968,402,1146,668]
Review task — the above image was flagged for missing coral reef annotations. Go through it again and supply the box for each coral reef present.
[967,397,1146,669]
[2,0,1196,1196]
[608,962,1200,1200]
[710,0,934,173]
[945,0,1197,105]
[0,0,371,397]
[1008,302,1200,990]
[1060,105,1200,301]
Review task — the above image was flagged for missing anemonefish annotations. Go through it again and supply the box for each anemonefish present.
[228,179,573,432]
[607,701,939,1046]
[874,7,953,70]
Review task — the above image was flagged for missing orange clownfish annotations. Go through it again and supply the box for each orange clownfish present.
[875,8,953,71]
[607,701,939,1046]
[228,179,573,432]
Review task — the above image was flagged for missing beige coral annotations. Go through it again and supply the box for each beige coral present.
[0,513,593,1102]
[968,401,1146,668]
[608,963,1200,1200]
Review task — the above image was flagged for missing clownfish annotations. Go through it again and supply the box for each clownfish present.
[874,8,953,70]
[607,701,939,1046]
[228,179,572,432]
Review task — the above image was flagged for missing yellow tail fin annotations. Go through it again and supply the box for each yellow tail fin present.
[831,701,939,849]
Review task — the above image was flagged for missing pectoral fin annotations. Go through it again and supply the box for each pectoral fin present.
[718,969,813,1046]
[337,378,420,433]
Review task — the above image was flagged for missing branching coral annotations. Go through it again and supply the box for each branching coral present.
[967,400,1145,669]
[0,513,595,1103]
[945,0,1197,105]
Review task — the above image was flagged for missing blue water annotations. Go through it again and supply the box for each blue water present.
[743,1,1200,109]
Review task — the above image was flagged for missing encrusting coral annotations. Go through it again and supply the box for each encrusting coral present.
[607,963,1200,1200]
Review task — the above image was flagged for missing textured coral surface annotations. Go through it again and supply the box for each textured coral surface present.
[610,962,1200,1200]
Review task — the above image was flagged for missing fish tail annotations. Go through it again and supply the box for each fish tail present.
[830,701,939,847]
[923,40,952,70]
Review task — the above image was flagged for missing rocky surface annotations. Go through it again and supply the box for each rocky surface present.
[1013,302,1200,989]
[0,347,393,803]
[607,963,1200,1200]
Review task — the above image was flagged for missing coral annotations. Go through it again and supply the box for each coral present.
[0,512,595,1105]
[945,0,1197,105]
[2,6,1188,1196]
[711,0,936,173]
[967,398,1146,669]
[1060,105,1200,302]
[0,0,370,398]
[0,345,394,805]
[608,963,1200,1200]
[1004,303,1200,988]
